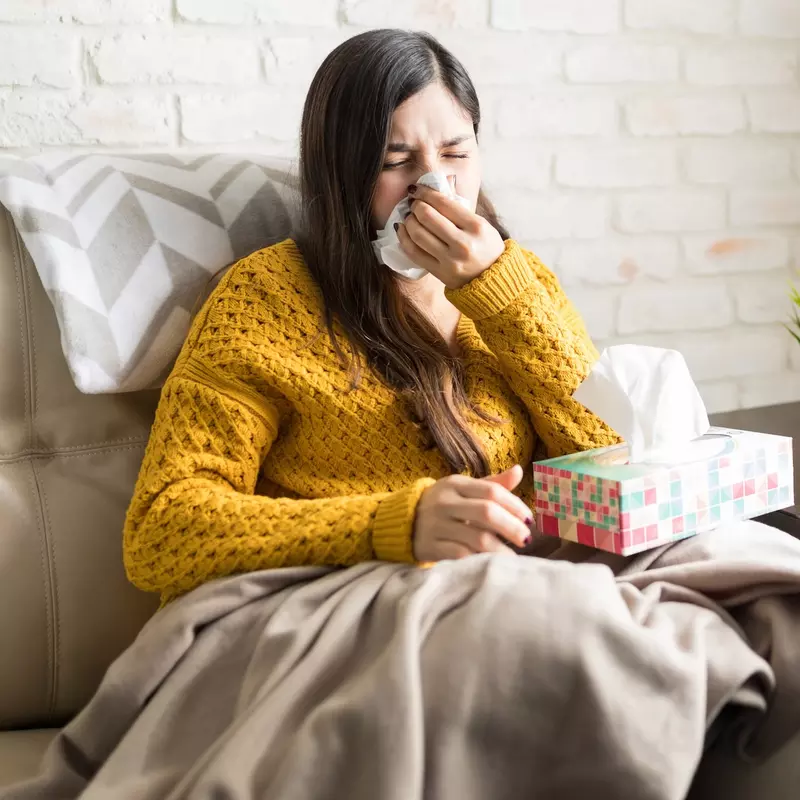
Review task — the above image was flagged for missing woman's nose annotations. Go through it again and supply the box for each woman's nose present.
[416,158,443,178]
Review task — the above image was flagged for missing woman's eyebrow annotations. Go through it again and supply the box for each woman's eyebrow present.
[386,134,474,153]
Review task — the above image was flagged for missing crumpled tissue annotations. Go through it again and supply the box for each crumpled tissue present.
[372,170,470,281]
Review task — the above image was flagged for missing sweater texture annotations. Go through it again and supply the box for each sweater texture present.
[123,238,619,604]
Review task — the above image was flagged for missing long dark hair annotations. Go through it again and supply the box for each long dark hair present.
[296,29,510,478]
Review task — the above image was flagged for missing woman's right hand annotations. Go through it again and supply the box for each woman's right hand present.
[413,465,534,562]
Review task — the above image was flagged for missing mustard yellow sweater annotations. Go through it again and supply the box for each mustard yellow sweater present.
[123,238,618,604]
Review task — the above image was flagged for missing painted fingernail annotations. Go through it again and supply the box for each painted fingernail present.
[407,184,417,194]
[525,516,533,526]
[523,536,532,546]
[394,222,400,232]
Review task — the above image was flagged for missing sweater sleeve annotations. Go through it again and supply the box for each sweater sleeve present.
[123,359,433,604]
[445,239,621,458]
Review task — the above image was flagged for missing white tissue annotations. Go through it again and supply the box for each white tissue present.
[573,345,710,463]
[372,171,471,281]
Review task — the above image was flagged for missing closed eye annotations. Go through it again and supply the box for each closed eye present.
[382,153,469,170]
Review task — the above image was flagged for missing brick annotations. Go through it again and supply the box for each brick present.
[740,0,800,39]
[617,192,726,233]
[625,93,745,136]
[674,329,788,382]
[481,145,552,190]
[566,287,618,339]
[0,93,76,146]
[625,0,735,34]
[748,91,800,134]
[0,0,170,23]
[91,34,260,86]
[0,91,171,146]
[492,0,619,34]
[618,281,734,335]
[69,94,172,145]
[731,190,800,227]
[684,235,790,275]
[0,32,76,89]
[686,143,792,185]
[181,91,303,144]
[498,92,617,138]
[740,373,800,410]
[686,47,796,87]
[732,273,794,324]
[556,144,677,188]
[343,0,486,28]
[263,35,349,87]
[435,33,563,87]
[493,190,608,240]
[558,237,679,285]
[178,0,337,25]
[566,44,678,84]
[697,381,740,414]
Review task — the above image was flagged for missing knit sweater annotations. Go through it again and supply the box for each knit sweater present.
[123,238,619,605]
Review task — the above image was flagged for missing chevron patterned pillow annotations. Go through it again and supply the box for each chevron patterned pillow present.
[0,153,300,393]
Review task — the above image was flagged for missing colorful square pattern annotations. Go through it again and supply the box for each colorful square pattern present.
[532,428,794,556]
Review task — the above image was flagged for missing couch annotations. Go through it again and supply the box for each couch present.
[1,175,800,796]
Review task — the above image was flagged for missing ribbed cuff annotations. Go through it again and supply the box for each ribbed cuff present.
[372,478,437,563]
[445,239,535,321]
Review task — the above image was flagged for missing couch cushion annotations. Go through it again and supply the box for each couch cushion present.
[0,729,59,789]
[0,153,299,393]
[0,209,160,729]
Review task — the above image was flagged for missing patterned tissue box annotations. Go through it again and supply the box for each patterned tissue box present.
[533,427,794,556]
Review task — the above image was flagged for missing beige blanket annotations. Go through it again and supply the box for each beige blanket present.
[5,521,800,800]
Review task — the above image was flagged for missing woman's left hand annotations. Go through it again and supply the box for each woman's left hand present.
[396,184,505,290]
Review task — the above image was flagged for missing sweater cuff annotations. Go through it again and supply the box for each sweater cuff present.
[372,478,437,563]
[445,239,536,321]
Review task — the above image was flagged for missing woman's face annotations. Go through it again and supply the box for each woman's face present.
[371,82,482,232]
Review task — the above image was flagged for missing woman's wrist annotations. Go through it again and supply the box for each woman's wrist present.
[445,239,537,321]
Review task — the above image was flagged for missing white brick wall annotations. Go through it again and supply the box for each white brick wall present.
[625,0,736,35]
[0,0,798,415]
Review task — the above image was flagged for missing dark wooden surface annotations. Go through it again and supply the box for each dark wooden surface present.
[711,401,800,537]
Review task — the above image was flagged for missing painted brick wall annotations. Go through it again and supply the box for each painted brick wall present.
[1,0,799,413]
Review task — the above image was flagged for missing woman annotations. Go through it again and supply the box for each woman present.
[122,29,619,606]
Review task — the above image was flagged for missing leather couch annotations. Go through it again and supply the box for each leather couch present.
[0,201,160,784]
[1,201,799,796]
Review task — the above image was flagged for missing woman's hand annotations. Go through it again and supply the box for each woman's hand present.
[413,465,534,562]
[396,183,505,290]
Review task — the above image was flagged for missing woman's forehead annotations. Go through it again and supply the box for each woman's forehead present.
[388,84,473,139]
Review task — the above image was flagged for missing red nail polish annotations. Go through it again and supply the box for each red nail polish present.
[525,516,533,526]
[523,535,532,546]
[407,184,417,194]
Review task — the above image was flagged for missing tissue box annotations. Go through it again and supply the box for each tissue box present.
[533,427,794,556]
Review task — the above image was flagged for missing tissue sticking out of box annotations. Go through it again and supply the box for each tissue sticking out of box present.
[573,345,710,464]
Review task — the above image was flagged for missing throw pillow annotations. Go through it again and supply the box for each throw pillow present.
[0,153,299,393]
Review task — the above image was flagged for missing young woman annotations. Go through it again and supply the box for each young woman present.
[122,29,619,606]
